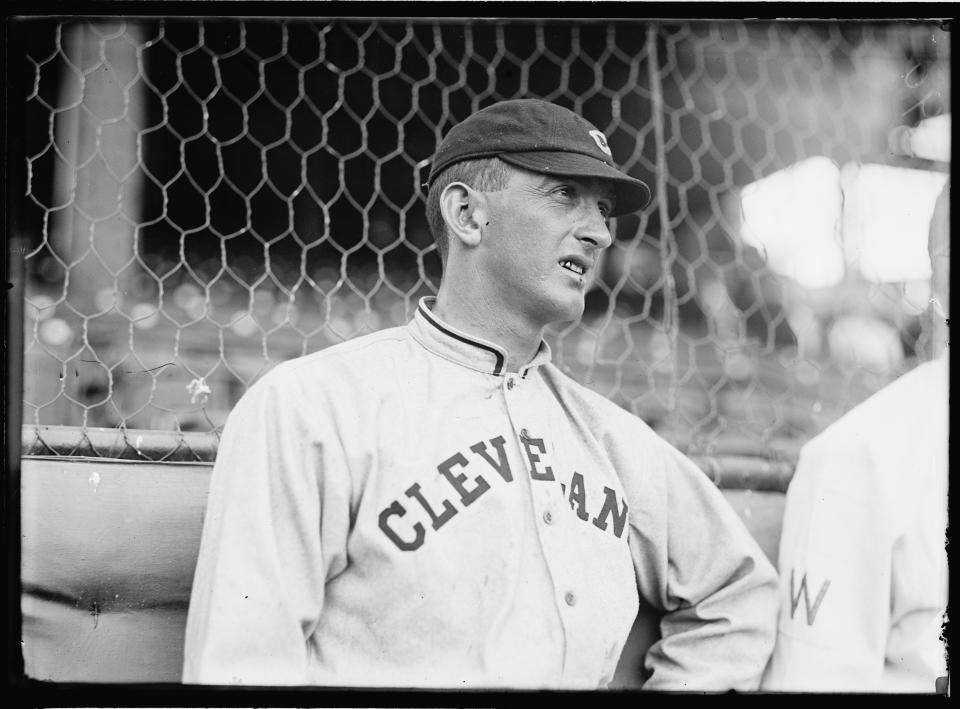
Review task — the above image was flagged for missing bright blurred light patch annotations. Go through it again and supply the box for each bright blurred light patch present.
[174,282,206,319]
[230,311,258,337]
[840,163,949,283]
[740,156,844,289]
[26,294,56,321]
[908,114,950,163]
[827,313,903,375]
[95,286,119,312]
[40,318,73,347]
[130,302,160,330]
[900,280,932,316]
[253,288,275,316]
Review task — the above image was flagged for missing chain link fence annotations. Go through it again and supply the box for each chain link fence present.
[15,18,949,473]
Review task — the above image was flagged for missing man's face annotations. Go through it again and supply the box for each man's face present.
[477,168,615,326]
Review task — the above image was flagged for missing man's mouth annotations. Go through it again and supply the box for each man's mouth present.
[559,259,586,276]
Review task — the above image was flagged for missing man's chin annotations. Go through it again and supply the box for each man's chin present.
[543,297,585,326]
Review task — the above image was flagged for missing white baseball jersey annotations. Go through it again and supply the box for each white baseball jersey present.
[762,354,949,693]
[183,296,778,689]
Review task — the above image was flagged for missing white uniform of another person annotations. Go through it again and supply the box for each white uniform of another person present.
[763,354,949,692]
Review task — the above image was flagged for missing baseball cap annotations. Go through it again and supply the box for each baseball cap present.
[427,98,651,216]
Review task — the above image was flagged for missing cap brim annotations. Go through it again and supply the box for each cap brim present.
[498,151,651,216]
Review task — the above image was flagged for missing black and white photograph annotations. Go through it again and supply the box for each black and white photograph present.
[6,3,951,701]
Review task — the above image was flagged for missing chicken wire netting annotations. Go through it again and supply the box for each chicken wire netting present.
[15,18,949,467]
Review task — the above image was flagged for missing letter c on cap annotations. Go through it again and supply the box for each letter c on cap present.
[589,130,612,156]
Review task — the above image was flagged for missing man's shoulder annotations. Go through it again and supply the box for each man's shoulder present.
[298,324,411,363]
[255,324,414,391]
[540,362,656,435]
[798,357,948,484]
[811,358,947,446]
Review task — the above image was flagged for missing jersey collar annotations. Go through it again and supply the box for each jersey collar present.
[410,296,552,377]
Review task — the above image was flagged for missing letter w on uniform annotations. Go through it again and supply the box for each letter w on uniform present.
[789,568,831,626]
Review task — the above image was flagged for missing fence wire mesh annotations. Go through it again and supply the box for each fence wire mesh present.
[16,18,950,466]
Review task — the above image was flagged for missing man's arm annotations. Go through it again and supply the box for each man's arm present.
[182,368,349,685]
[625,437,779,691]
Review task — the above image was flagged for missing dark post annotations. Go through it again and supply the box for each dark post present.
[5,14,27,684]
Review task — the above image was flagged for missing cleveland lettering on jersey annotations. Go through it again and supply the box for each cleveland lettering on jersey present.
[377,500,425,551]
[559,476,627,537]
[590,486,629,537]
[378,432,629,550]
[521,434,555,481]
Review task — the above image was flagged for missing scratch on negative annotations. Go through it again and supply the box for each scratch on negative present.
[124,363,176,374]
[78,360,177,374]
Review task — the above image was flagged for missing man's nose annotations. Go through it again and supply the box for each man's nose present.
[576,203,613,250]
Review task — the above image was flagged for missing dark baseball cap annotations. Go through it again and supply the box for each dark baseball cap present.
[427,98,651,216]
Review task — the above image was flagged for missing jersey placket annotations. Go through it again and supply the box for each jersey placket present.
[501,369,593,686]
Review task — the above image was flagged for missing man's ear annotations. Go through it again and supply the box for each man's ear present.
[439,182,487,247]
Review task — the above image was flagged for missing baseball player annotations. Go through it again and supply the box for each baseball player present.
[762,182,950,693]
[183,98,778,689]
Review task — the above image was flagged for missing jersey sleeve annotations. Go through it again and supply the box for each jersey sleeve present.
[623,433,779,691]
[761,431,894,691]
[182,366,351,685]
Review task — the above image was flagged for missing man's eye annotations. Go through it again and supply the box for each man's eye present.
[599,202,612,217]
[556,186,576,200]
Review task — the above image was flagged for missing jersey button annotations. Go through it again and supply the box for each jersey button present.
[564,591,577,607]
[542,510,554,525]
[520,428,530,439]
[506,377,516,390]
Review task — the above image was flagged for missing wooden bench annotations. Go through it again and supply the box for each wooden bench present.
[19,425,794,686]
